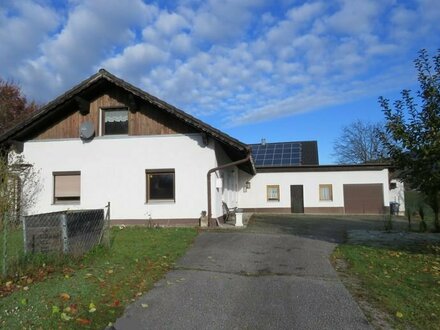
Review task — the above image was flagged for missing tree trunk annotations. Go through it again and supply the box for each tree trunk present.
[432,194,440,232]
[435,211,440,232]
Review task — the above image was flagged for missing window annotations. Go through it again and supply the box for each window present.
[267,185,280,201]
[101,108,128,135]
[53,172,80,204]
[319,184,333,201]
[146,170,175,202]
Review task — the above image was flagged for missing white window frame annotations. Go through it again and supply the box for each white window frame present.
[319,184,333,201]
[267,185,280,201]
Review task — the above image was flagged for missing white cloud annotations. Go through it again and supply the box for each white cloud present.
[101,44,169,76]
[0,0,439,129]
[155,11,189,36]
[325,0,381,35]
[191,0,265,43]
[0,2,60,77]
[15,0,155,98]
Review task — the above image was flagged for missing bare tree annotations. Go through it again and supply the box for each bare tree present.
[1,153,41,226]
[332,120,388,164]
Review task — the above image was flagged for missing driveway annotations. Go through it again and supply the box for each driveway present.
[113,214,380,329]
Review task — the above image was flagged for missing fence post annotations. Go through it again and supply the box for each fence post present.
[60,213,68,254]
[105,202,111,248]
[22,215,27,254]
[2,213,8,278]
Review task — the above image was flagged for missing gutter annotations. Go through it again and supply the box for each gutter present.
[206,152,252,226]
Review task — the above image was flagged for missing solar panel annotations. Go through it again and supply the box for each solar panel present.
[250,142,303,167]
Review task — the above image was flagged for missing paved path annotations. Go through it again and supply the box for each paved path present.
[113,215,374,329]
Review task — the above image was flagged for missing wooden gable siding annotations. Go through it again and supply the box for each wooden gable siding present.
[36,87,196,140]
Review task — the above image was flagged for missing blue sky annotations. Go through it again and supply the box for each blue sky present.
[1,0,439,164]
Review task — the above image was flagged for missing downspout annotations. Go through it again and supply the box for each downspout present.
[207,152,252,226]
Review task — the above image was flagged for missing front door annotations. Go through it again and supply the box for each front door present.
[290,185,304,213]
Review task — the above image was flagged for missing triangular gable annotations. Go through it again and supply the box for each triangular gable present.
[0,69,255,174]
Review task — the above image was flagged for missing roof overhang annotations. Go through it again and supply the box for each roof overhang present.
[0,69,255,174]
[256,163,391,173]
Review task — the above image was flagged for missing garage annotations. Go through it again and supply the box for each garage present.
[343,184,384,214]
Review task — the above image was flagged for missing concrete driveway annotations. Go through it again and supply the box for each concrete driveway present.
[113,214,379,330]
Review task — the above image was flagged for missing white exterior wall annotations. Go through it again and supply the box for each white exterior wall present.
[211,142,239,218]
[389,179,405,215]
[20,134,224,221]
[239,169,390,210]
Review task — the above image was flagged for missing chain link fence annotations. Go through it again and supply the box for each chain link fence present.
[1,202,111,279]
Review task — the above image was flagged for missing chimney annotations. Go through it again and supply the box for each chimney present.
[261,138,266,146]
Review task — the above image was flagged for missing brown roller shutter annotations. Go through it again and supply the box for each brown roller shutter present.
[343,184,384,214]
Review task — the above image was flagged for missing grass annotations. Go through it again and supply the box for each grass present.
[333,243,440,329]
[0,226,25,275]
[404,190,437,231]
[0,226,197,329]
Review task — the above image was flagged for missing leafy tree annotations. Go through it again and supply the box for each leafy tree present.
[332,120,388,164]
[379,49,440,231]
[0,78,38,134]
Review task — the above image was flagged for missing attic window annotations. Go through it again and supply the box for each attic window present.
[101,108,128,135]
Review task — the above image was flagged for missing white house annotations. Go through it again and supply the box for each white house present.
[0,70,403,226]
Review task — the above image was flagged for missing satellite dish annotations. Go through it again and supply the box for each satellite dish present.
[79,121,95,140]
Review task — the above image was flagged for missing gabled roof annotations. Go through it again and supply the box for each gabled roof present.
[249,140,319,167]
[0,69,255,173]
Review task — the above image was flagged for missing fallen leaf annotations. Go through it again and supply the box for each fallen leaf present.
[89,302,96,313]
[20,298,27,305]
[60,312,72,321]
[52,306,60,314]
[141,303,149,308]
[76,318,92,325]
[396,312,404,318]
[23,286,29,291]
[112,300,120,307]
[70,304,78,314]
[60,293,70,301]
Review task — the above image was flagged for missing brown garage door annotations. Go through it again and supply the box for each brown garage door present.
[343,184,384,214]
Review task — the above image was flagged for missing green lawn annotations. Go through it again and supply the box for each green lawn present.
[0,226,197,329]
[404,190,437,231]
[334,243,440,329]
[0,227,25,276]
